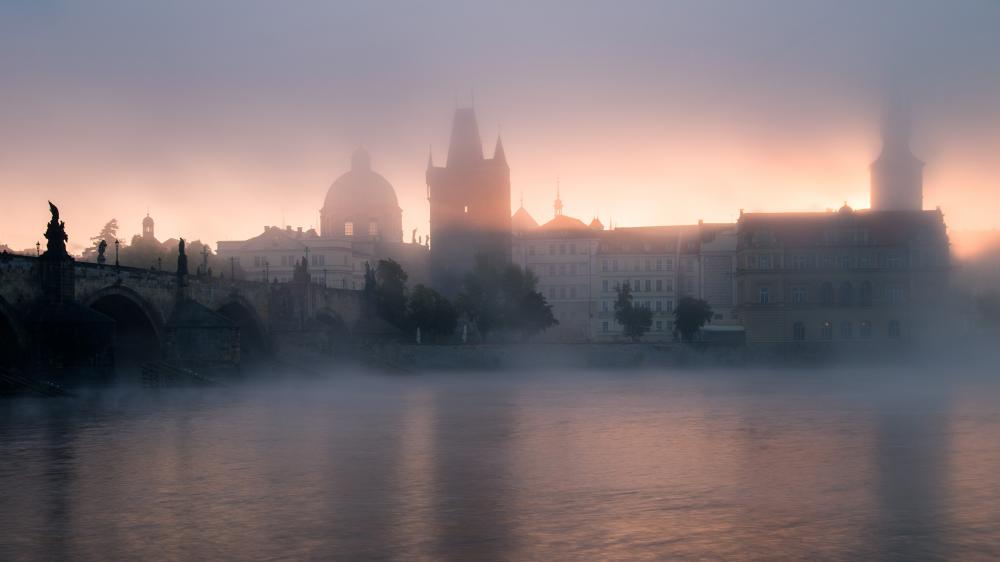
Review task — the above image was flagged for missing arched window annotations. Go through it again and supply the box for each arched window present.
[793,322,806,341]
[820,282,834,305]
[859,281,873,307]
[821,320,833,340]
[888,320,901,339]
[344,222,354,236]
[368,221,378,236]
[839,282,853,306]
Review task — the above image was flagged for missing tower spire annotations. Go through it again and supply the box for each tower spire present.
[493,135,507,165]
[554,178,563,217]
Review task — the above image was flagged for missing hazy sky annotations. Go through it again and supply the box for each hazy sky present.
[2,1,999,252]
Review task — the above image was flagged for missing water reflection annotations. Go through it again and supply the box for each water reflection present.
[1,370,999,561]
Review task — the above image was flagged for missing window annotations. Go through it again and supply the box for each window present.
[656,320,663,331]
[464,205,469,213]
[656,259,663,271]
[558,264,566,276]
[559,287,566,299]
[602,260,608,272]
[665,300,673,312]
[612,259,618,272]
[369,221,378,236]
[840,321,853,339]
[791,287,807,304]
[634,280,641,292]
[792,254,810,269]
[839,282,853,306]
[645,260,651,271]
[559,244,566,255]
[888,320,901,339]
[656,279,663,291]
[887,286,905,305]
[529,246,536,256]
[887,255,904,268]
[655,300,662,312]
[602,321,609,333]
[821,321,833,340]
[602,300,608,312]
[344,222,354,236]
[665,258,674,271]
[793,322,806,341]
[570,244,576,255]
[602,279,609,292]
[548,264,555,276]
[759,287,770,305]
[821,282,834,305]
[839,256,851,269]
[859,281,873,306]
[860,320,872,339]
[645,279,651,292]
[570,286,577,298]
[759,254,772,270]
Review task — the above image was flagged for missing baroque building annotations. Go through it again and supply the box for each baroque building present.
[427,107,512,294]
[218,149,427,289]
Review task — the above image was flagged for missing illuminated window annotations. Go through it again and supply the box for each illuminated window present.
[344,222,354,236]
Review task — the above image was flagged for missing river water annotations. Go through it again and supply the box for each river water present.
[2,367,999,561]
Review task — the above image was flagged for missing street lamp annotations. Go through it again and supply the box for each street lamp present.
[35,241,40,256]
[114,239,120,268]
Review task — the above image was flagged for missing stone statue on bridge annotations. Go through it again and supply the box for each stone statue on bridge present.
[177,238,188,282]
[97,240,107,265]
[43,201,69,258]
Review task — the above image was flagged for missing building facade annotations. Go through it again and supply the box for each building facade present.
[735,206,949,346]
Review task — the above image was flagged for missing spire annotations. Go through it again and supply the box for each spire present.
[446,107,484,166]
[427,146,434,170]
[493,135,507,165]
[519,191,524,209]
[553,178,563,217]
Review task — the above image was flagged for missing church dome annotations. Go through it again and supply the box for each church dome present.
[320,148,402,241]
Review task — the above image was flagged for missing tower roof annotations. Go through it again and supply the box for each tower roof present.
[493,135,507,166]
[511,206,539,232]
[446,107,484,166]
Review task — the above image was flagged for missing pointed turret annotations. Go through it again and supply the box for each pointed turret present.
[553,180,564,217]
[493,135,507,166]
[446,107,484,166]
[427,147,434,170]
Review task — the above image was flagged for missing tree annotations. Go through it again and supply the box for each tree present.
[674,296,713,342]
[501,265,557,340]
[456,254,557,341]
[409,284,458,342]
[614,282,653,342]
[375,259,409,330]
[82,219,119,261]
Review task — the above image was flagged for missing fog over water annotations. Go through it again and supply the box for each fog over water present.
[2,367,999,561]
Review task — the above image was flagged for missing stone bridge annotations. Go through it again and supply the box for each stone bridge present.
[0,255,363,372]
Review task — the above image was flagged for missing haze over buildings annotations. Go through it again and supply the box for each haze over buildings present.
[2,1,1000,254]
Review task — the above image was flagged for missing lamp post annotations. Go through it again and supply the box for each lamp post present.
[35,241,40,256]
[230,256,235,281]
[114,239,120,269]
[264,260,269,284]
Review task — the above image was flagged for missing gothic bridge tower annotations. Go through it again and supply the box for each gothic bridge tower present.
[426,107,511,293]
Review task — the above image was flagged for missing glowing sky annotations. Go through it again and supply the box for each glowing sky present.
[2,1,999,253]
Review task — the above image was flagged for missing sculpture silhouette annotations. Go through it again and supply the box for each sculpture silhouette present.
[177,238,188,280]
[97,239,107,264]
[44,201,69,257]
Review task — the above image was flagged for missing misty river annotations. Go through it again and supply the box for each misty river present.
[2,367,999,561]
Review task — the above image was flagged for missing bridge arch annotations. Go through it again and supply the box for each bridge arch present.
[84,286,163,371]
[316,307,352,355]
[0,296,27,368]
[217,295,269,363]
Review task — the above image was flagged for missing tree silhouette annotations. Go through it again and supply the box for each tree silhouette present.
[457,254,557,341]
[409,284,457,342]
[614,282,652,342]
[673,296,713,342]
[83,219,118,261]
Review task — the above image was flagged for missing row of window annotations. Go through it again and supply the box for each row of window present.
[343,221,379,237]
[601,299,673,313]
[601,279,674,293]
[601,319,670,333]
[792,320,901,341]
[535,262,587,276]
[528,242,582,256]
[545,285,583,300]
[601,257,677,273]
[745,253,907,271]
[757,281,904,306]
